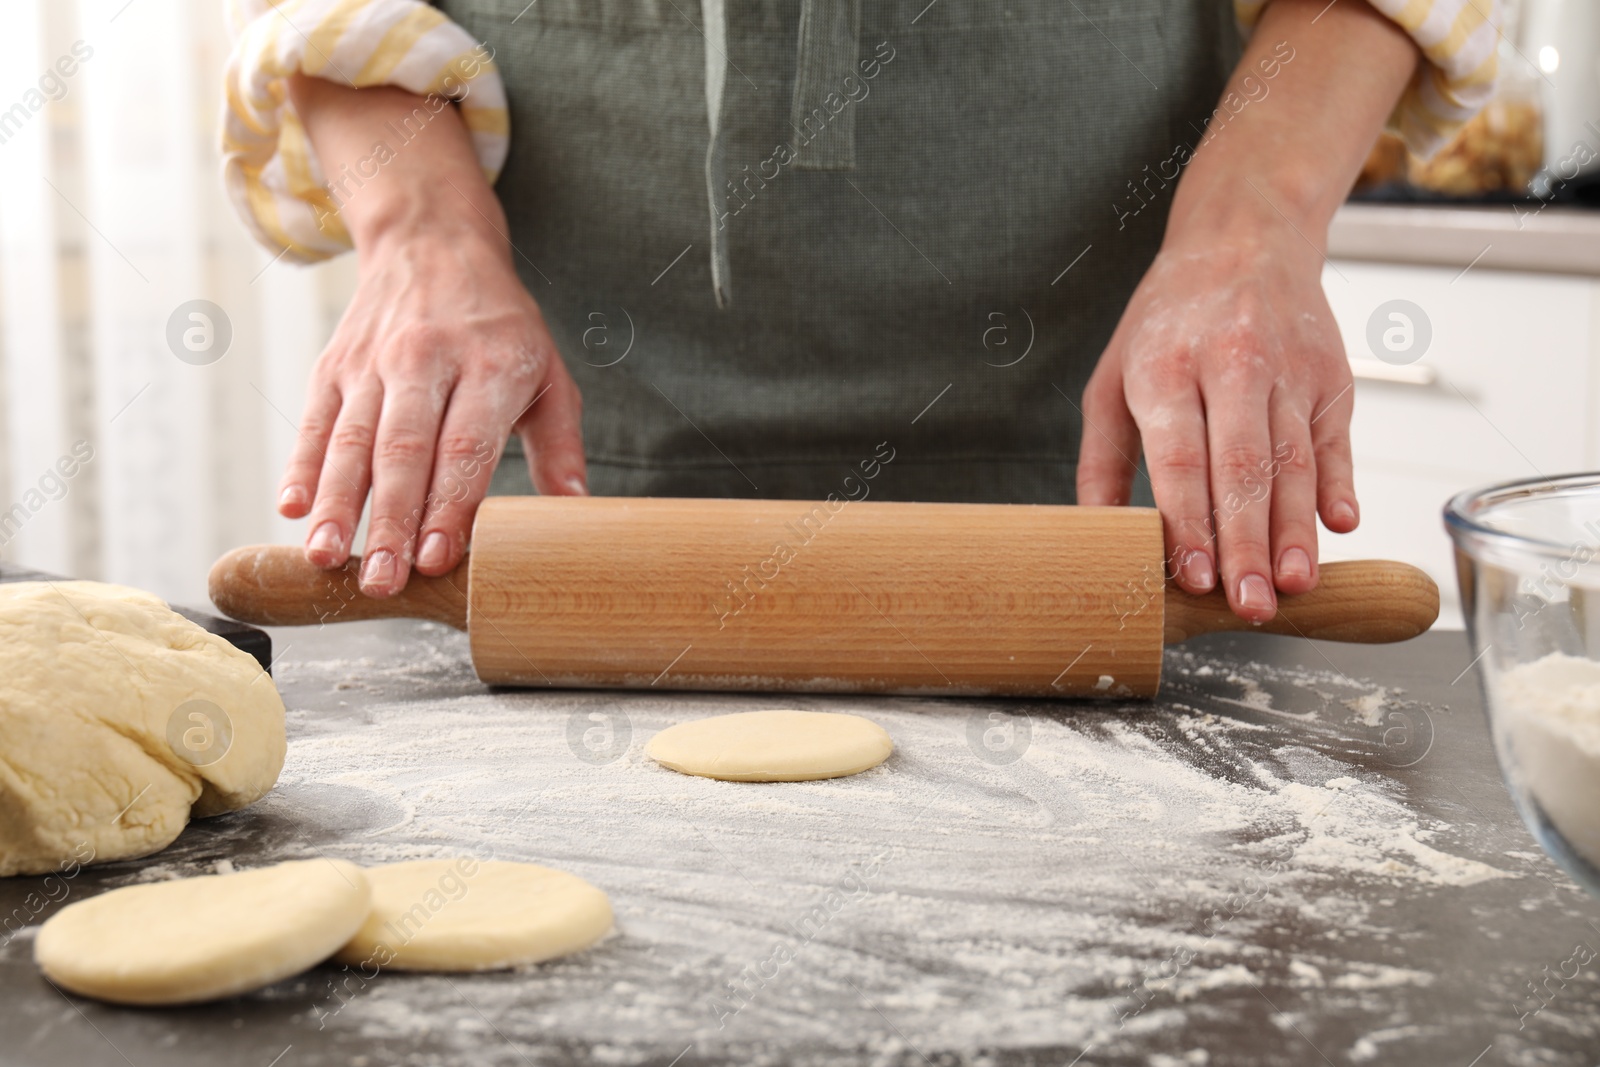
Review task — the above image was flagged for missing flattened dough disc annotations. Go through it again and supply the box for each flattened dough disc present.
[646,710,893,781]
[35,859,370,1005]
[334,859,613,972]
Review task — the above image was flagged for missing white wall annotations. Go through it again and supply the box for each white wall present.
[0,0,353,606]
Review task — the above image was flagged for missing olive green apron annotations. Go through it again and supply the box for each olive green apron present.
[439,0,1237,503]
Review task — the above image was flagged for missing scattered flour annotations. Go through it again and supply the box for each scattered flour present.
[1328,963,1434,990]
[1149,1051,1210,1066]
[1347,1024,1435,1062]
[1343,689,1391,728]
[1276,781,1510,888]
[124,632,1514,1065]
[1148,962,1256,1001]
[1287,959,1324,987]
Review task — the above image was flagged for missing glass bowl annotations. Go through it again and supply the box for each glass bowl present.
[1445,472,1600,898]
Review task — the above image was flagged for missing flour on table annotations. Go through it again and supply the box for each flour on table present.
[1347,1024,1437,1062]
[119,633,1514,1064]
[1343,689,1391,727]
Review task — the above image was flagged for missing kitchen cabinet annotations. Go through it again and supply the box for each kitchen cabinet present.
[1319,247,1600,629]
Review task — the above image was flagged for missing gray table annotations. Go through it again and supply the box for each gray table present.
[3,623,1598,1067]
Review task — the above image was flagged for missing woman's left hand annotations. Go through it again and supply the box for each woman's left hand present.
[1074,220,1360,622]
[1073,0,1423,621]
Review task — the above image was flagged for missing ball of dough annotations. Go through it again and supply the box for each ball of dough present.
[334,859,613,972]
[0,581,287,877]
[35,858,370,1005]
[646,710,893,781]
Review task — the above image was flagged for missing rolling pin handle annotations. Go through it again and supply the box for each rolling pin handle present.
[1163,559,1439,645]
[208,545,470,630]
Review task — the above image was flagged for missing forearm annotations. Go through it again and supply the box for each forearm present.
[287,74,508,257]
[277,76,586,593]
[1164,0,1419,252]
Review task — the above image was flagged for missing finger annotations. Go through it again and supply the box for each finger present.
[413,379,514,576]
[517,357,587,496]
[1266,390,1320,597]
[360,381,448,597]
[1135,388,1216,595]
[1206,387,1276,622]
[278,382,342,519]
[1310,383,1359,533]
[1075,366,1143,508]
[302,385,381,569]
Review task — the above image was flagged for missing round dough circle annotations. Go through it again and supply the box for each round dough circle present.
[646,710,893,781]
[0,580,287,877]
[334,859,613,972]
[35,859,370,1005]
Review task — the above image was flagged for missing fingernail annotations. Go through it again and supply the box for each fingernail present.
[1238,573,1275,613]
[564,475,588,496]
[1278,547,1312,580]
[1181,551,1215,592]
[1330,500,1357,527]
[278,485,308,513]
[361,549,397,591]
[417,531,449,571]
[307,522,344,559]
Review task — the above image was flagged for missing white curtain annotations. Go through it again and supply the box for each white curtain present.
[0,0,354,606]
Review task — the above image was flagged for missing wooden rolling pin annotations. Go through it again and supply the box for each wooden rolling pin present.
[209,497,1438,698]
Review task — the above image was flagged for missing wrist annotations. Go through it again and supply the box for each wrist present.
[347,182,510,264]
[288,77,508,257]
[1155,205,1328,286]
[1161,166,1334,272]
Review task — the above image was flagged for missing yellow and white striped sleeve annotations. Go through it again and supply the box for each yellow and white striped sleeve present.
[221,0,510,262]
[1235,0,1500,158]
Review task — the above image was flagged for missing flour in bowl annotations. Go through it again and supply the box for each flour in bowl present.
[1494,652,1600,868]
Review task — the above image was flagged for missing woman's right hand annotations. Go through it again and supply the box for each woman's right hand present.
[276,78,586,599]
